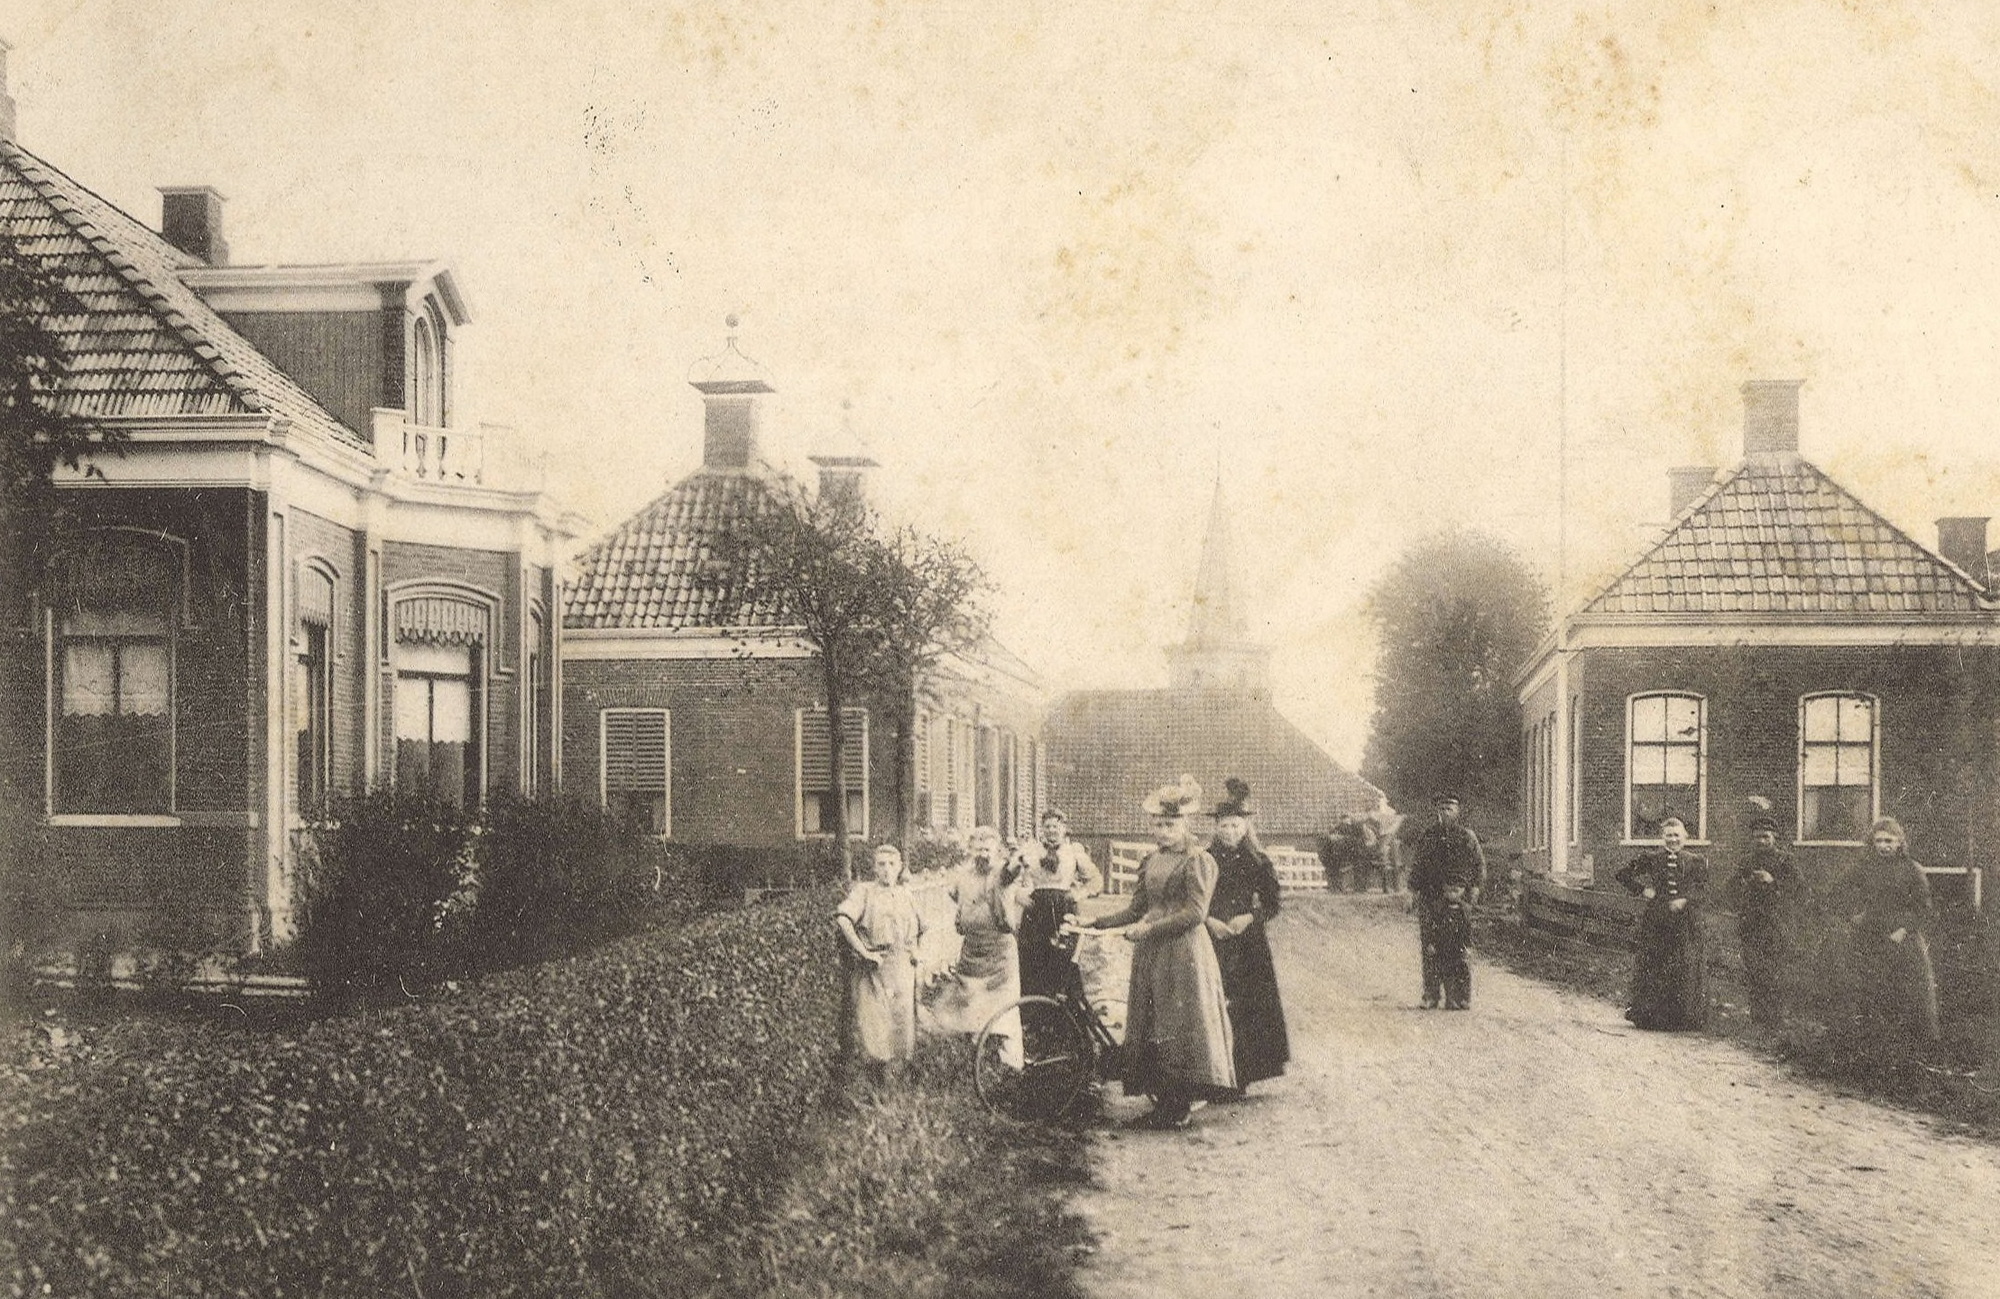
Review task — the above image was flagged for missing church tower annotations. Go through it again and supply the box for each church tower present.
[1165,478,1272,694]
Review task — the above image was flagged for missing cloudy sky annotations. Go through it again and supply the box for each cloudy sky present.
[14,1,2000,767]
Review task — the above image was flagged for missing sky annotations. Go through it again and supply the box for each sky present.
[14,0,2000,769]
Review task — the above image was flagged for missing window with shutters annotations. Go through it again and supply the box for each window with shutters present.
[1799,693,1877,844]
[797,707,868,838]
[601,708,670,836]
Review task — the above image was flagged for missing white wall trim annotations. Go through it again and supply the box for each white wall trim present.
[562,630,816,660]
[1566,620,2000,649]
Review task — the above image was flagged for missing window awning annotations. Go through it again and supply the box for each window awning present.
[395,596,486,645]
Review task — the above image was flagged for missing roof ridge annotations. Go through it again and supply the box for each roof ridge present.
[1574,453,1994,619]
[1783,455,1994,600]
[2,140,270,412]
[1574,460,1752,615]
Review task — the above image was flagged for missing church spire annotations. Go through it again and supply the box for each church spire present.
[1166,473,1271,693]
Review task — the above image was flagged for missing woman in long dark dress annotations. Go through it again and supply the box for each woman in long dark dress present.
[1613,815,1709,1031]
[1828,816,1941,1049]
[1205,778,1289,1092]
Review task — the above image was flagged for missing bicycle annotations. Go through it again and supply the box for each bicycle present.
[972,928,1128,1122]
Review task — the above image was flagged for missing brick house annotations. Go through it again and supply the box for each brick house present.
[1044,481,1383,888]
[1516,381,2000,907]
[560,335,1045,873]
[0,131,574,958]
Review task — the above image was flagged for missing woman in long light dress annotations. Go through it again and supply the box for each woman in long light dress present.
[921,826,1027,1066]
[835,844,927,1080]
[1086,775,1236,1130]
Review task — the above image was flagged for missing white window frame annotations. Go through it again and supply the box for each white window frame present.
[1622,691,1709,845]
[795,706,869,840]
[599,707,671,838]
[1796,692,1880,847]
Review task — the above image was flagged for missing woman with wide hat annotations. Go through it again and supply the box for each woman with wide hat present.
[1083,775,1236,1129]
[1205,778,1290,1092]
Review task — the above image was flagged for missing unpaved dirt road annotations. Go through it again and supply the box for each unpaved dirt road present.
[1075,894,2000,1298]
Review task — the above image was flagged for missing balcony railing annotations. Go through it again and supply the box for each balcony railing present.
[372,409,485,484]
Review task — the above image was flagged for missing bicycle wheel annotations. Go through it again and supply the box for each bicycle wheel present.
[974,995,1094,1122]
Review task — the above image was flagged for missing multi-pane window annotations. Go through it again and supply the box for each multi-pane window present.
[1800,693,1876,843]
[601,708,670,836]
[1627,692,1705,840]
[395,641,480,808]
[798,707,867,837]
[56,606,172,814]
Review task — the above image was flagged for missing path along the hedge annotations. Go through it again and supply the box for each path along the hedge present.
[1075,893,2000,1298]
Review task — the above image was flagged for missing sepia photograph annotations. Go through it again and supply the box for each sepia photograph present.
[5,2,2000,1295]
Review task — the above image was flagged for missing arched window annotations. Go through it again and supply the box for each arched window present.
[1626,692,1705,841]
[391,589,489,808]
[1799,693,1877,843]
[411,314,443,427]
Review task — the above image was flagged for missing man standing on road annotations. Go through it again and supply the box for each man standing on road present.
[1408,792,1484,1009]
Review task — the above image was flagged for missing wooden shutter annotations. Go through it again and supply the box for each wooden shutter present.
[602,710,669,799]
[797,708,867,794]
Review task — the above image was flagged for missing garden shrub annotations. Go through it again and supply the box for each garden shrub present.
[468,792,692,970]
[294,789,476,1000]
[2,888,847,1298]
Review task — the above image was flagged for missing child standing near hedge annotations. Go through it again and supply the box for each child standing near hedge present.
[836,843,926,1082]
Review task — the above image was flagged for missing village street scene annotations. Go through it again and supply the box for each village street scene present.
[6,4,2000,1297]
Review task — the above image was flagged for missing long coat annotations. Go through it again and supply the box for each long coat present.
[1826,852,1941,1045]
[1614,850,1709,1031]
[1207,839,1290,1086]
[1094,845,1236,1098]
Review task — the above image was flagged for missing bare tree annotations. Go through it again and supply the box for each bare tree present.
[711,478,990,875]
[856,523,991,846]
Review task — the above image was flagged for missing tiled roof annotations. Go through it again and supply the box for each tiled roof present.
[1043,688,1382,838]
[1580,455,1992,617]
[563,469,791,629]
[0,140,362,446]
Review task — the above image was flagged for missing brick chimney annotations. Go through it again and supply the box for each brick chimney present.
[687,317,772,472]
[1936,517,1991,589]
[159,186,229,265]
[0,39,17,142]
[1742,379,1802,456]
[1669,465,1717,518]
[810,454,878,503]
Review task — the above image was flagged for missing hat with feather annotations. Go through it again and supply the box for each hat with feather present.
[1142,774,1204,818]
[1213,778,1254,819]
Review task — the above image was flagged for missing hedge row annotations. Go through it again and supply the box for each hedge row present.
[2,889,845,1298]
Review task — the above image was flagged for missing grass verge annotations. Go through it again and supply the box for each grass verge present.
[688,1040,1095,1299]
[1473,907,2000,1137]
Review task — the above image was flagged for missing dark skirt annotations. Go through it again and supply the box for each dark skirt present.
[1213,919,1290,1086]
[1018,890,1083,1000]
[1626,905,1706,1031]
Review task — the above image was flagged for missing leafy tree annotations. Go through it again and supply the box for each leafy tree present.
[712,478,989,874]
[0,229,125,608]
[1361,528,1552,837]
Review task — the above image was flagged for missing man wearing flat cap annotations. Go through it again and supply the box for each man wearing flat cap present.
[1726,813,1803,1029]
[1407,792,1485,1009]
